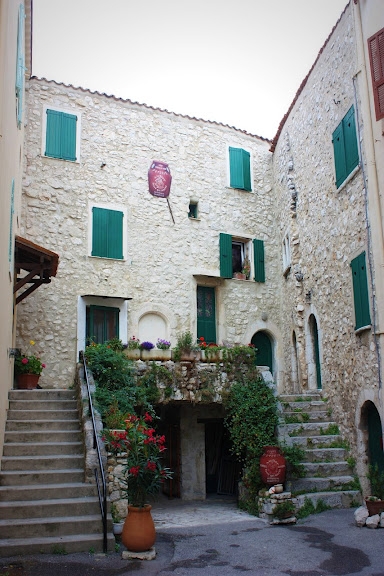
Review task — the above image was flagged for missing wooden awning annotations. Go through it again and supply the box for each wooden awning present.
[14,236,59,305]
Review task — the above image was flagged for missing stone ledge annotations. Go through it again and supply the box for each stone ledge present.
[122,547,156,560]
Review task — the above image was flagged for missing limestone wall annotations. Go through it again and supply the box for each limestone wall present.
[272,4,379,448]
[19,78,281,388]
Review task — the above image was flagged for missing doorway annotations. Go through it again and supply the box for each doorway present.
[197,286,217,344]
[205,420,239,496]
[251,331,273,372]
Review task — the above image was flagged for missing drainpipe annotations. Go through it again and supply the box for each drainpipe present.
[352,1,384,394]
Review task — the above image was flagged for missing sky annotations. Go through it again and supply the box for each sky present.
[32,0,348,140]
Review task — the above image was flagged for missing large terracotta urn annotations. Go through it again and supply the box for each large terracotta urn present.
[259,446,286,486]
[121,505,156,552]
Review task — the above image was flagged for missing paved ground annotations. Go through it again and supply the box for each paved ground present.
[0,499,383,576]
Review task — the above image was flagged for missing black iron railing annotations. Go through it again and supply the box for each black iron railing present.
[80,351,108,553]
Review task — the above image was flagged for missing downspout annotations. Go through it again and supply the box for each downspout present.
[352,1,383,393]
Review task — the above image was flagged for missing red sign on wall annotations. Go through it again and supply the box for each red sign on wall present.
[148,161,172,198]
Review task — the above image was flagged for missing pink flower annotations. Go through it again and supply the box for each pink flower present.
[21,358,29,365]
[42,363,46,369]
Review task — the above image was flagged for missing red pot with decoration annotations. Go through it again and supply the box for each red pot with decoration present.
[260,446,286,487]
[148,161,172,198]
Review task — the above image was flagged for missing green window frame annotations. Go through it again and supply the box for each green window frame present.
[229,147,251,191]
[92,207,124,259]
[15,3,25,129]
[45,109,77,161]
[351,252,371,330]
[332,106,359,188]
[219,233,265,282]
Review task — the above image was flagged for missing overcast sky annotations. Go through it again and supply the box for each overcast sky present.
[32,0,348,140]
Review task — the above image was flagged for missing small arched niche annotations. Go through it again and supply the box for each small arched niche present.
[251,331,273,373]
[138,312,168,344]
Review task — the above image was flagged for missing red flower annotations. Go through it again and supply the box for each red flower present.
[129,466,140,477]
[42,363,46,368]
[145,461,156,472]
[144,412,153,423]
[199,337,205,341]
[157,435,166,445]
[21,358,29,365]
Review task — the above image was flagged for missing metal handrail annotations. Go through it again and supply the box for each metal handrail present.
[80,351,108,553]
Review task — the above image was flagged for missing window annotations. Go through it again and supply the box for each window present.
[91,207,124,259]
[367,27,384,121]
[44,108,78,161]
[219,233,265,282]
[332,106,359,188]
[15,4,25,129]
[351,252,371,331]
[188,201,198,219]
[282,231,291,275]
[86,305,119,344]
[229,147,251,191]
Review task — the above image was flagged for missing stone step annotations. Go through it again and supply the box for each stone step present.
[282,410,329,423]
[280,401,328,413]
[295,490,362,510]
[291,475,355,493]
[1,454,84,471]
[0,514,107,539]
[4,430,82,443]
[6,419,81,431]
[0,468,85,486]
[0,482,97,501]
[280,421,339,437]
[9,390,77,401]
[302,461,351,477]
[0,533,115,557]
[0,497,101,520]
[279,394,322,403]
[2,441,83,457]
[8,399,78,411]
[7,409,79,421]
[288,434,342,448]
[304,447,347,462]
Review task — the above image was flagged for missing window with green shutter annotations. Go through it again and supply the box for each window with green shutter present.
[86,305,119,344]
[45,109,77,161]
[332,106,359,188]
[92,207,124,259]
[220,233,233,278]
[351,252,371,330]
[253,239,265,283]
[229,147,251,191]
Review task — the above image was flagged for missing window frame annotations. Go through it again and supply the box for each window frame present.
[367,27,384,121]
[89,203,127,260]
[42,105,81,162]
[219,233,265,282]
[332,105,359,189]
[227,146,252,192]
[188,201,198,219]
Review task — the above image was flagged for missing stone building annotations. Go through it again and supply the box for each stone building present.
[13,0,384,496]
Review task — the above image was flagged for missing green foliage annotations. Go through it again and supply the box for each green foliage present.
[295,396,311,402]
[240,460,264,515]
[280,444,306,479]
[320,423,340,436]
[84,342,135,391]
[296,497,331,519]
[173,331,197,360]
[346,456,356,469]
[273,499,295,519]
[222,346,256,372]
[137,363,173,406]
[51,545,67,555]
[367,464,384,499]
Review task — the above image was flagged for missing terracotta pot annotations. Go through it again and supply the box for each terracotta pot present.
[365,497,384,516]
[260,446,286,486]
[122,505,156,552]
[17,374,40,390]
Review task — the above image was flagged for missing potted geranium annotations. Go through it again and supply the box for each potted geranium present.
[124,336,141,360]
[365,463,384,516]
[105,412,172,552]
[14,340,46,389]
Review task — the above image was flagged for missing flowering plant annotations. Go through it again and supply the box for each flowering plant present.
[197,336,219,349]
[103,412,173,507]
[14,340,46,375]
[127,336,140,350]
[242,257,251,279]
[156,338,171,350]
[140,341,154,351]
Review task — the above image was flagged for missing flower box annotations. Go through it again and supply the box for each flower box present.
[141,349,172,361]
[124,349,140,360]
[201,350,222,363]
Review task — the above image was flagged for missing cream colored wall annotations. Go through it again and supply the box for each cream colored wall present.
[0,0,26,455]
[20,78,282,389]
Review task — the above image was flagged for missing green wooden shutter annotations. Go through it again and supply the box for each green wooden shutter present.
[253,239,265,282]
[45,110,77,160]
[61,112,77,161]
[220,233,232,278]
[229,147,251,191]
[15,4,25,129]
[343,106,359,175]
[92,207,123,259]
[332,122,346,188]
[351,252,371,330]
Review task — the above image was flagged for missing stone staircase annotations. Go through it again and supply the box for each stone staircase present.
[0,389,114,557]
[278,393,362,510]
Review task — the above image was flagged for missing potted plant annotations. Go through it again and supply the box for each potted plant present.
[365,463,384,516]
[124,336,141,360]
[154,338,172,361]
[173,331,200,362]
[105,411,172,552]
[140,341,156,361]
[14,340,46,389]
[198,337,222,362]
[242,257,251,280]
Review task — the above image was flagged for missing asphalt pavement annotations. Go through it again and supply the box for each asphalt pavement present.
[0,499,383,576]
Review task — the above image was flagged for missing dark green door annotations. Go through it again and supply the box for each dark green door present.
[86,305,119,344]
[309,315,322,390]
[251,331,273,371]
[197,286,216,344]
[368,403,384,473]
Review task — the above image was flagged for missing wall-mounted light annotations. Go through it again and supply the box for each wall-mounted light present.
[294,271,304,282]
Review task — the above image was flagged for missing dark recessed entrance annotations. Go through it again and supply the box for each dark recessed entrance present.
[204,420,239,496]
